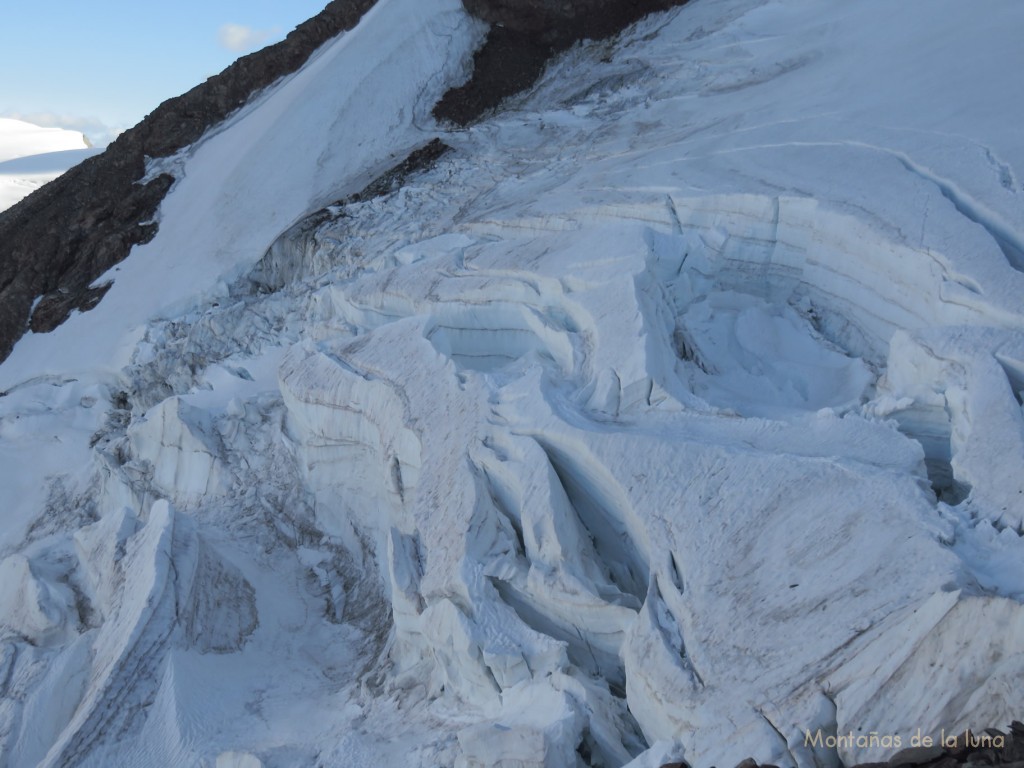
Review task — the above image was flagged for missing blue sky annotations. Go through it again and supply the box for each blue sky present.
[0,1,329,145]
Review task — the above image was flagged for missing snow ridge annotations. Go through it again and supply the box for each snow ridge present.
[0,119,96,213]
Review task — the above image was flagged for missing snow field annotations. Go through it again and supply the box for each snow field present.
[0,118,97,212]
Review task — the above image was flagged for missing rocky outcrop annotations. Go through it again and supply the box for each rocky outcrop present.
[435,0,689,125]
[0,0,378,364]
[0,0,692,364]
[463,0,685,43]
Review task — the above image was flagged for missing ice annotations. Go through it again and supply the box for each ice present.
[0,119,97,212]
[0,554,76,646]
[0,0,483,387]
[2,0,1024,766]
[679,290,874,417]
[216,753,264,768]
[0,119,90,164]
[825,591,1024,765]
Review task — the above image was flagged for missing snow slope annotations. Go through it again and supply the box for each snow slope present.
[2,0,1024,767]
[0,118,98,212]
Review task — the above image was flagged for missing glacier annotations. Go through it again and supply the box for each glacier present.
[1,0,1024,766]
[0,119,98,213]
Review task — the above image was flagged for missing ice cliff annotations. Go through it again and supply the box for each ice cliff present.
[1,0,1023,766]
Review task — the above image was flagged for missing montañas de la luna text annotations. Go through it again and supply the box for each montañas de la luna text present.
[804,728,1006,751]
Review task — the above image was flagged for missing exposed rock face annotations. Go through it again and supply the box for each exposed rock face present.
[0,0,690,365]
[435,0,689,124]
[0,0,378,364]
[463,0,685,42]
[433,26,558,126]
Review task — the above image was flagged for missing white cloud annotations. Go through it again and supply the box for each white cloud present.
[218,23,277,53]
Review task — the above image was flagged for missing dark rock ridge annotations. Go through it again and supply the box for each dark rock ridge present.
[435,0,689,125]
[0,0,379,364]
[432,25,559,126]
[464,0,686,43]
[0,0,690,365]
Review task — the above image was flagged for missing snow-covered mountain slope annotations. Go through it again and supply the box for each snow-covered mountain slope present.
[0,119,97,212]
[0,119,91,164]
[2,0,1024,767]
